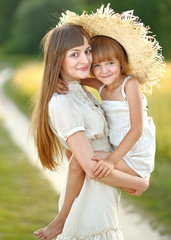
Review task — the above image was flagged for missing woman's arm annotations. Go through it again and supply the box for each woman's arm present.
[67,131,96,179]
[67,131,148,194]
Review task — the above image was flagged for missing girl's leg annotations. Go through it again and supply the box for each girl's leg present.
[94,151,139,176]
[94,151,149,195]
[34,154,85,240]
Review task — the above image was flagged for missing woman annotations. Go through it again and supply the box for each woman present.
[31,23,148,240]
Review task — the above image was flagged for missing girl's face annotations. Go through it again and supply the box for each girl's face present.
[61,37,92,81]
[92,58,122,85]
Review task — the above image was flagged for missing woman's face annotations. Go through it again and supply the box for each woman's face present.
[61,36,92,81]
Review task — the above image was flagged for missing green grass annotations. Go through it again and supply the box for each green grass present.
[4,78,32,117]
[0,121,59,240]
[0,52,42,68]
[122,156,171,235]
[2,56,43,117]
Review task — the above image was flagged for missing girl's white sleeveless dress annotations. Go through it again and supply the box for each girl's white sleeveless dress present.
[48,81,124,240]
[99,76,156,178]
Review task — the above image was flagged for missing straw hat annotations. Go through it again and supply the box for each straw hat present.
[58,4,165,94]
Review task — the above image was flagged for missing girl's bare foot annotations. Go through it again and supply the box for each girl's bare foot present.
[34,215,66,240]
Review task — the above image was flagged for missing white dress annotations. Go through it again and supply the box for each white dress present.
[99,76,156,178]
[48,81,124,240]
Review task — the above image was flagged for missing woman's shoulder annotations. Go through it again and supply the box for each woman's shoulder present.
[49,92,81,114]
[49,92,72,104]
[49,92,73,111]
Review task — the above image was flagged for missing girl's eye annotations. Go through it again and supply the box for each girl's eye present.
[108,61,114,65]
[93,64,100,68]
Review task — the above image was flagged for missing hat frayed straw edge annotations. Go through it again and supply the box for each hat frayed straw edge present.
[58,4,165,95]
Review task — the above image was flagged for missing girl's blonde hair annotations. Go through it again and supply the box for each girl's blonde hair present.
[91,36,130,75]
[31,23,91,171]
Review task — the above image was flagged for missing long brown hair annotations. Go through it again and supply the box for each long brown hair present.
[31,23,91,171]
[91,36,130,75]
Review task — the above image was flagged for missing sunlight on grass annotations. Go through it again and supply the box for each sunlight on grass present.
[156,62,171,93]
[13,62,43,96]
[147,62,171,160]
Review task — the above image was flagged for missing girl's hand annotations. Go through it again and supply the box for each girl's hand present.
[92,156,114,179]
[122,175,150,196]
[55,78,69,94]
[123,189,144,196]
[122,187,136,194]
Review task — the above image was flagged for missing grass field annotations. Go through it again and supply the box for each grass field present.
[2,59,171,236]
[0,121,59,240]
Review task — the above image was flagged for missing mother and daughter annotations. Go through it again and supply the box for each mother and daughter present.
[32,5,164,240]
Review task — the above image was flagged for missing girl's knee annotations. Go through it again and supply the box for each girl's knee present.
[69,156,84,174]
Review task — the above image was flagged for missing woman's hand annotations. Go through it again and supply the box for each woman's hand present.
[55,78,69,94]
[92,156,114,179]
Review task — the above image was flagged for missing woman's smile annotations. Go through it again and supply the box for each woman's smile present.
[77,66,90,71]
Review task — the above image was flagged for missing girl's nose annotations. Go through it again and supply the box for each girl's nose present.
[101,65,108,73]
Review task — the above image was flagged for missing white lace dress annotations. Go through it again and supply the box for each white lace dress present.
[99,76,156,178]
[48,81,124,240]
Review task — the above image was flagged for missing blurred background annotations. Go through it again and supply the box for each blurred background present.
[0,0,170,239]
[0,0,170,57]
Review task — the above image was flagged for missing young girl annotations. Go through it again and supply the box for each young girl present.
[82,35,156,180]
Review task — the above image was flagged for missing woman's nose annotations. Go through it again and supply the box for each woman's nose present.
[80,53,89,64]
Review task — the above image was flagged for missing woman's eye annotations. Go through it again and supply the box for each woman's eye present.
[71,53,78,57]
[86,49,92,54]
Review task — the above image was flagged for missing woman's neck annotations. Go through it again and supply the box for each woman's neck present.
[60,72,80,83]
[63,77,81,84]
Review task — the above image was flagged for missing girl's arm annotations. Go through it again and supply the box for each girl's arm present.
[80,78,102,91]
[55,78,102,94]
[106,78,143,165]
[67,131,148,193]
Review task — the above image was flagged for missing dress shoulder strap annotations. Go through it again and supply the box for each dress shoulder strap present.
[98,84,106,96]
[122,76,132,101]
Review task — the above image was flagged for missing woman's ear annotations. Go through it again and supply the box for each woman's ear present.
[121,65,123,73]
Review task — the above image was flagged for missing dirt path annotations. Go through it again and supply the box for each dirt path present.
[0,68,168,240]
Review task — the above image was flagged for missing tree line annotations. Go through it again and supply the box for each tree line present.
[0,0,170,59]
